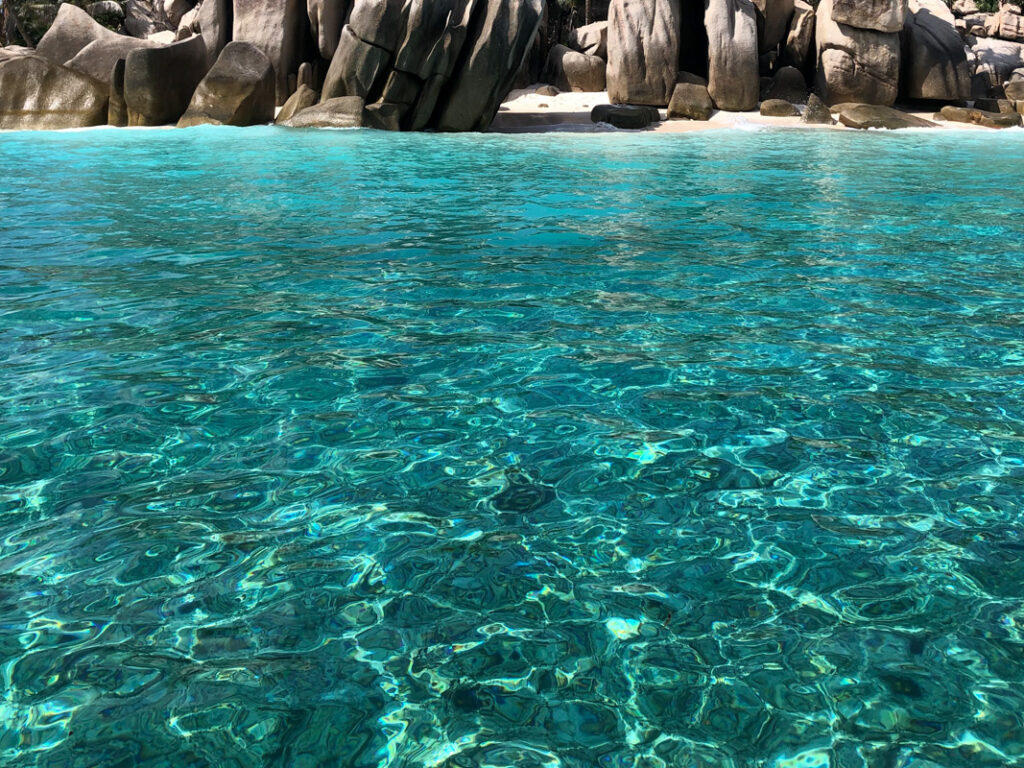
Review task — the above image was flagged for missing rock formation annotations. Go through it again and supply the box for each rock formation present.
[607,0,681,106]
[0,53,108,128]
[901,0,970,102]
[706,0,760,110]
[178,41,275,126]
[816,0,902,105]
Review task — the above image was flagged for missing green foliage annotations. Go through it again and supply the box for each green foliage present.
[2,0,118,47]
[977,0,1000,11]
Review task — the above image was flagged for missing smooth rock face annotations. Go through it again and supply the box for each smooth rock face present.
[0,54,109,129]
[198,0,232,65]
[705,0,760,111]
[308,0,353,60]
[938,104,1022,127]
[1006,80,1024,100]
[232,0,307,105]
[766,65,807,102]
[831,0,907,34]
[275,83,320,123]
[545,44,607,93]
[178,41,275,126]
[837,102,936,128]
[607,0,681,106]
[435,0,545,132]
[280,95,365,127]
[36,3,122,64]
[760,97,800,115]
[569,21,609,60]
[125,34,208,125]
[801,92,836,123]
[322,23,390,101]
[64,36,158,86]
[817,0,901,105]
[782,0,815,70]
[753,0,796,51]
[668,81,714,119]
[902,0,971,101]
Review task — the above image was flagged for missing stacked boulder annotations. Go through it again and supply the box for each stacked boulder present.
[951,0,1024,106]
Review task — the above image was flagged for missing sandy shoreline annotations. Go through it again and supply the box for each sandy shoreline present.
[492,86,1004,134]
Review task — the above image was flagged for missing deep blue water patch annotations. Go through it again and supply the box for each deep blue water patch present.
[2,126,1024,767]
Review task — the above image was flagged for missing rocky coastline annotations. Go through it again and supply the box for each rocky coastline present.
[1,0,1022,132]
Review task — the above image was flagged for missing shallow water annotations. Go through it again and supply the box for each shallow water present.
[2,126,1024,767]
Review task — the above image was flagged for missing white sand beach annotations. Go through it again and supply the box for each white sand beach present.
[492,87,999,134]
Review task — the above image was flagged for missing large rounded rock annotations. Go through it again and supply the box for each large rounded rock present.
[545,44,607,93]
[0,54,108,129]
[668,81,714,119]
[591,103,660,128]
[178,41,275,126]
[64,36,159,86]
[760,97,800,115]
[837,102,936,128]
[607,0,681,106]
[279,95,365,127]
[766,64,807,102]
[938,104,1022,127]
[36,3,122,64]
[817,0,901,105]
[308,0,353,60]
[124,34,208,125]
[705,0,760,111]
[568,21,609,60]
[831,0,907,34]
[322,23,390,100]
[901,0,970,101]
[434,0,545,132]
[232,0,308,105]
[971,38,1024,89]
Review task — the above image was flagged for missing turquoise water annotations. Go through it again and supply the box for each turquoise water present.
[2,126,1024,767]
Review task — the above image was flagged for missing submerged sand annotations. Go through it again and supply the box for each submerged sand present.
[492,87,996,133]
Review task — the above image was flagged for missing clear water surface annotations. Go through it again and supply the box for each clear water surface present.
[2,126,1024,768]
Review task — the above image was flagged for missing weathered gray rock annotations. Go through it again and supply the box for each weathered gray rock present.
[591,103,660,128]
[279,95,365,127]
[801,92,836,123]
[952,0,979,15]
[831,0,907,34]
[760,98,799,115]
[766,65,807,102]
[0,54,108,129]
[607,0,681,106]
[275,83,320,123]
[108,57,128,125]
[232,0,307,105]
[65,36,158,86]
[198,0,231,65]
[837,102,936,128]
[817,0,901,105]
[364,101,402,130]
[971,38,1024,88]
[322,23,390,101]
[536,84,560,97]
[902,0,970,101]
[705,0,760,111]
[125,0,174,37]
[1006,80,1024,99]
[124,34,208,125]
[308,0,353,60]
[164,0,198,29]
[568,21,609,60]
[973,97,1016,113]
[545,44,606,93]
[782,0,815,70]
[668,81,714,119]
[434,0,545,131]
[938,104,1022,126]
[177,41,275,126]
[36,3,122,64]
[753,0,796,51]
